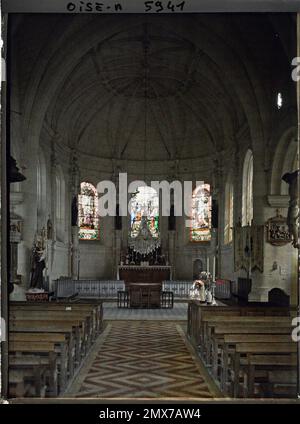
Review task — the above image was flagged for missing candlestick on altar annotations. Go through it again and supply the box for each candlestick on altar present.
[207,257,210,273]
[213,256,216,282]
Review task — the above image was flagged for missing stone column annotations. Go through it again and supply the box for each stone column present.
[9,192,26,301]
[16,143,39,294]
[69,149,80,280]
[115,230,122,279]
[247,153,269,302]
[168,231,176,280]
[71,227,79,279]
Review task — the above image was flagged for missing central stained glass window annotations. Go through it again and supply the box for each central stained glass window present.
[78,182,100,240]
[129,186,159,239]
[190,183,212,242]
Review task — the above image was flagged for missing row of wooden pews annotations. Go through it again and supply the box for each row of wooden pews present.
[9,300,103,398]
[187,300,297,398]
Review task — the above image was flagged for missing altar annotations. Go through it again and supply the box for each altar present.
[117,265,172,289]
[129,283,161,308]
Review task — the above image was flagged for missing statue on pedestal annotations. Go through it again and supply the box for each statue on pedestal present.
[282,170,299,248]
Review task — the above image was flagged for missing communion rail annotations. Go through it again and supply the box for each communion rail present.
[162,279,232,300]
[55,279,125,299]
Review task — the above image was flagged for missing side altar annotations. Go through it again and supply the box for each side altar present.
[117,265,172,289]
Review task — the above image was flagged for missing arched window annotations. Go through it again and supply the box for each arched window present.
[55,166,66,242]
[224,180,234,244]
[78,182,100,240]
[129,186,159,238]
[190,183,212,242]
[242,149,253,226]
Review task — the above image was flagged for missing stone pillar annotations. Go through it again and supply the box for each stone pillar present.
[115,230,122,279]
[71,227,79,279]
[9,192,26,301]
[168,231,176,279]
[247,156,297,303]
[69,149,81,280]
[248,158,268,302]
[16,143,39,294]
[50,147,58,241]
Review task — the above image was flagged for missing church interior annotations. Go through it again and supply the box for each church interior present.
[4,13,300,400]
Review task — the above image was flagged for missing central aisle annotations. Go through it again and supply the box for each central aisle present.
[65,320,220,399]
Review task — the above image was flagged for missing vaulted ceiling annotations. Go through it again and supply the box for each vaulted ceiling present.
[12,14,297,162]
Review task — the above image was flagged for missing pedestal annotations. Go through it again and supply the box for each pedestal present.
[25,291,49,302]
[10,284,26,301]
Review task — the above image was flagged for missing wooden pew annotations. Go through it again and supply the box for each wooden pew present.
[10,319,83,365]
[9,371,27,398]
[11,302,103,336]
[201,315,291,362]
[10,332,70,390]
[10,310,93,352]
[9,357,48,397]
[210,325,292,379]
[187,300,292,347]
[226,341,297,397]
[187,301,296,398]
[195,314,292,390]
[9,341,58,397]
[246,354,297,397]
[9,301,104,397]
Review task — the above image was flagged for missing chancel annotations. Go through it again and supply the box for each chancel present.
[4,13,300,401]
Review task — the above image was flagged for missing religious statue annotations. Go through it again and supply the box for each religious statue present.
[29,239,46,290]
[282,170,299,248]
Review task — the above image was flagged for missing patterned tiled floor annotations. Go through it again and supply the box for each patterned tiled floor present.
[65,321,219,399]
[103,301,188,320]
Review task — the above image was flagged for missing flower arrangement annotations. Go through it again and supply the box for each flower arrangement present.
[189,271,216,305]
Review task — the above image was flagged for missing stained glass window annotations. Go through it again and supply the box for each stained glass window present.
[78,182,100,240]
[129,186,159,238]
[190,183,212,242]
